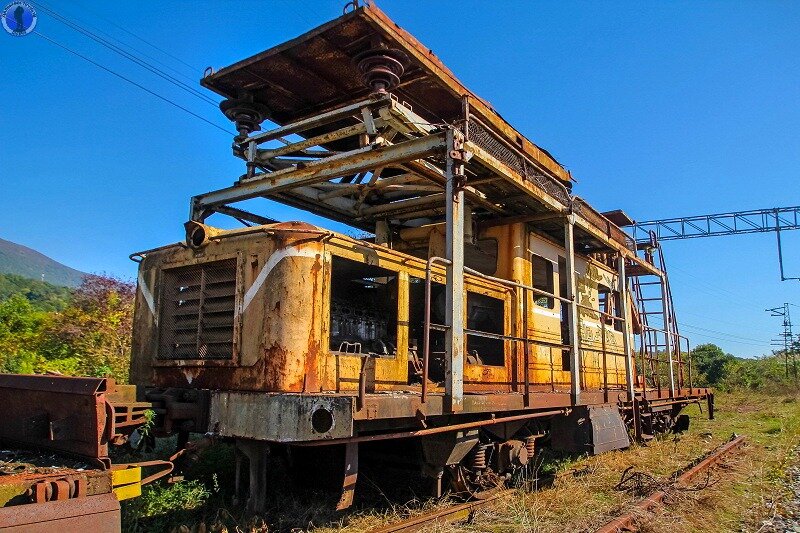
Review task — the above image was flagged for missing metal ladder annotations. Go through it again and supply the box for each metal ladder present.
[628,232,683,397]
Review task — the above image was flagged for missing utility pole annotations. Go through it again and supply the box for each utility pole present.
[766,303,797,379]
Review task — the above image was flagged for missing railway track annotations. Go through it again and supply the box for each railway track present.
[368,435,747,533]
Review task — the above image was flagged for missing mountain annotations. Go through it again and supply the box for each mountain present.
[0,273,72,311]
[0,237,87,288]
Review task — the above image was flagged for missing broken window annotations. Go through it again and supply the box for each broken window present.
[558,257,571,371]
[329,256,398,357]
[532,254,555,309]
[465,238,498,276]
[598,285,623,332]
[466,292,505,366]
[408,277,445,382]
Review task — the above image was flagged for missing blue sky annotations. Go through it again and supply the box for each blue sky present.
[1,1,798,357]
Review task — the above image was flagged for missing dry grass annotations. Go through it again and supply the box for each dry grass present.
[315,392,800,533]
[127,392,799,532]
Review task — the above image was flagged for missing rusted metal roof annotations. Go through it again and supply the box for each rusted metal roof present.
[200,3,572,184]
[601,209,636,227]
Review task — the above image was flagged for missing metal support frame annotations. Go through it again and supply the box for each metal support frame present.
[632,205,800,282]
[617,255,635,402]
[632,205,800,242]
[192,132,448,216]
[564,216,581,404]
[444,129,465,413]
[660,276,676,397]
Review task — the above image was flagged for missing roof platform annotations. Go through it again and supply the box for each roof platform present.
[200,2,570,185]
[192,2,658,275]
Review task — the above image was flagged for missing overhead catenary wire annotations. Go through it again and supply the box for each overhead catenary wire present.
[32,2,220,108]
[68,0,203,74]
[679,329,771,348]
[680,310,774,337]
[34,31,234,136]
[32,0,200,85]
[679,322,768,344]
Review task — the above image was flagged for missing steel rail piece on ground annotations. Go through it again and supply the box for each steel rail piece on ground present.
[596,434,747,533]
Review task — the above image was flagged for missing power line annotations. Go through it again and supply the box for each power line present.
[679,322,768,344]
[32,0,199,85]
[33,2,219,108]
[680,310,774,336]
[680,327,771,348]
[34,31,233,136]
[68,0,203,74]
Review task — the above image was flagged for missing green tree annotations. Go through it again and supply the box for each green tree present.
[42,275,135,382]
[690,343,734,386]
[0,294,48,373]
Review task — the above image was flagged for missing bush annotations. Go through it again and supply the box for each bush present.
[122,480,212,532]
[0,274,134,382]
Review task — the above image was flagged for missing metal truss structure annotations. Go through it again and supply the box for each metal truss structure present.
[631,206,800,242]
[631,206,800,281]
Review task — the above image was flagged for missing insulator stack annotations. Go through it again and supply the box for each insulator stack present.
[354,46,408,94]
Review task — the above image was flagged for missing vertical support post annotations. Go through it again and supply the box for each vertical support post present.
[617,254,635,403]
[336,442,359,510]
[564,216,581,405]
[444,129,465,413]
[660,275,676,397]
[375,219,390,246]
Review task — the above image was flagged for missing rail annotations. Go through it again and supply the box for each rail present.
[596,435,746,532]
[369,435,745,533]
[419,254,695,404]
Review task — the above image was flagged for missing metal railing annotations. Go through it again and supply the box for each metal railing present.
[420,257,635,404]
[635,325,693,397]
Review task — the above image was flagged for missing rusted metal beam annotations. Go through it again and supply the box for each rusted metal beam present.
[192,132,448,215]
[564,217,581,405]
[358,193,446,217]
[244,93,392,145]
[618,254,635,403]
[210,205,279,226]
[295,408,568,446]
[255,121,373,160]
[0,493,121,532]
[444,129,465,413]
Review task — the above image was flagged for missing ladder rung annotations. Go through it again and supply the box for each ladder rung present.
[639,298,663,302]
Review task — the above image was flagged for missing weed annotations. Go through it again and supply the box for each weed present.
[122,479,211,532]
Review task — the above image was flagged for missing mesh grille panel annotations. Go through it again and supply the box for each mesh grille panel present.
[158,258,237,360]
[465,118,571,206]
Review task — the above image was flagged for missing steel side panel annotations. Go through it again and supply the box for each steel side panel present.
[0,493,120,532]
[210,392,354,441]
[0,374,109,462]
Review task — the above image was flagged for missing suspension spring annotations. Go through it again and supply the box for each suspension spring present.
[525,436,536,461]
[470,443,488,470]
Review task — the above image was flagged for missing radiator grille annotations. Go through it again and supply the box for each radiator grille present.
[158,258,237,360]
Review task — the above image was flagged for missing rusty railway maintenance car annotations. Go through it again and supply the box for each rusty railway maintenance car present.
[125,3,712,512]
[0,2,713,523]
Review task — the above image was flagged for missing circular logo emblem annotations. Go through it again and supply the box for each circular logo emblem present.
[2,1,37,36]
